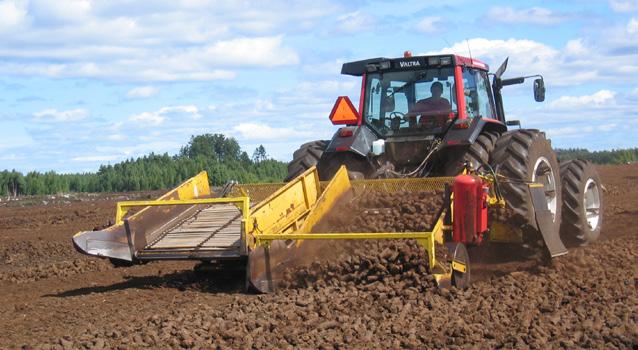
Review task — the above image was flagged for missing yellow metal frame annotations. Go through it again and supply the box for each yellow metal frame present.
[114,171,212,225]
[255,216,444,271]
[251,165,448,271]
[243,167,322,249]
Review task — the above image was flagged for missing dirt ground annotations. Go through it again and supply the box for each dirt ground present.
[0,165,636,349]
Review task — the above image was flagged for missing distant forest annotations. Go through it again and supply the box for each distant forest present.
[0,134,287,197]
[0,135,635,197]
[555,148,638,165]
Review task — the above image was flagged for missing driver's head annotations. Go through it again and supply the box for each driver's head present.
[430,82,443,98]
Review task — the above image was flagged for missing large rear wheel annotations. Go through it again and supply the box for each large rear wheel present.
[559,159,603,246]
[285,140,328,181]
[490,130,562,242]
[442,131,500,175]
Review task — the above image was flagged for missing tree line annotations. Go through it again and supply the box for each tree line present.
[0,134,287,197]
[1,135,635,197]
[555,148,638,165]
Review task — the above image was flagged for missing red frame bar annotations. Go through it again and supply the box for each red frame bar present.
[454,66,466,120]
[358,73,366,126]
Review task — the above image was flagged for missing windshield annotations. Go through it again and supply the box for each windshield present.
[363,68,457,136]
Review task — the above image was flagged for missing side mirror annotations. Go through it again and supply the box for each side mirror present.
[495,57,509,79]
[533,78,545,102]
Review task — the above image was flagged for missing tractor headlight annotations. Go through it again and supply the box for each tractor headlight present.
[428,57,441,65]
[379,61,391,70]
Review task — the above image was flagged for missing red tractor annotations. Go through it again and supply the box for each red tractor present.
[287,52,603,249]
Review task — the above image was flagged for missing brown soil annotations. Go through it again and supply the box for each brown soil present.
[312,189,445,233]
[0,166,637,349]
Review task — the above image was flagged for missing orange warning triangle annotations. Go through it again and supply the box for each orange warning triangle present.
[329,96,360,125]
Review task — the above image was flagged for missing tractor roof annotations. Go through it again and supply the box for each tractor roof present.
[341,54,489,76]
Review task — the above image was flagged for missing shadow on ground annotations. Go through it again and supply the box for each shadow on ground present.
[46,268,247,298]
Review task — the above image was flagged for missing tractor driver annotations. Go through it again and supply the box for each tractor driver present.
[405,81,452,128]
[411,81,452,115]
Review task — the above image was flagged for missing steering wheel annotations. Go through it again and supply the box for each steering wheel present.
[389,111,408,123]
[389,111,419,130]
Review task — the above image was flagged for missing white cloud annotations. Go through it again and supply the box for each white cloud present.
[0,1,306,82]
[193,36,299,67]
[29,0,92,23]
[565,39,588,56]
[550,90,616,109]
[427,37,638,86]
[128,105,202,125]
[486,6,567,25]
[232,123,313,140]
[0,59,235,83]
[33,108,88,122]
[0,36,297,81]
[609,0,638,12]
[0,1,27,32]
[333,11,376,34]
[71,155,120,162]
[428,38,565,79]
[160,105,202,120]
[129,112,166,125]
[106,134,126,141]
[126,86,158,99]
[627,17,638,34]
[416,17,442,34]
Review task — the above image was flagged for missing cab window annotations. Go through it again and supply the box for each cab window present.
[462,68,495,119]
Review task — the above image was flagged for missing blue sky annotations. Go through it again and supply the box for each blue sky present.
[1,0,637,173]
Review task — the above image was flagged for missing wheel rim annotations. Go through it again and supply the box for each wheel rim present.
[583,178,601,231]
[532,157,557,220]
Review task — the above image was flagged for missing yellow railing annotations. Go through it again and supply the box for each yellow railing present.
[251,165,448,271]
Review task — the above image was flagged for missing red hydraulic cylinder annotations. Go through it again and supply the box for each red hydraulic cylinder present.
[453,174,488,245]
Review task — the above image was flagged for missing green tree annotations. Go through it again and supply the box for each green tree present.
[252,145,267,163]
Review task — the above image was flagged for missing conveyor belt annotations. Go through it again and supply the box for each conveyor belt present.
[137,203,243,260]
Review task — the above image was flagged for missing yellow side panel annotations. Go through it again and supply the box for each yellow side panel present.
[172,171,211,200]
[298,165,351,233]
[116,171,211,224]
[249,167,320,237]
[231,183,285,204]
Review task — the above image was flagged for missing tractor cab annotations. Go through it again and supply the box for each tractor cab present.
[333,53,500,134]
[322,52,545,176]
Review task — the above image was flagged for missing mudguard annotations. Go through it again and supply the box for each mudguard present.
[324,125,377,157]
[442,118,506,148]
[529,184,568,257]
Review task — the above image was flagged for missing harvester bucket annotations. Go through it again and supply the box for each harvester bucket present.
[247,241,294,293]
[72,171,212,262]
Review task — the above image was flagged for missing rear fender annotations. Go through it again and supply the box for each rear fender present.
[441,118,506,149]
[324,125,377,157]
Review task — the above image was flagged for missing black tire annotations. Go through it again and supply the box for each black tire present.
[316,151,372,181]
[109,258,135,268]
[443,131,500,175]
[490,129,562,240]
[560,159,603,246]
[285,140,328,182]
